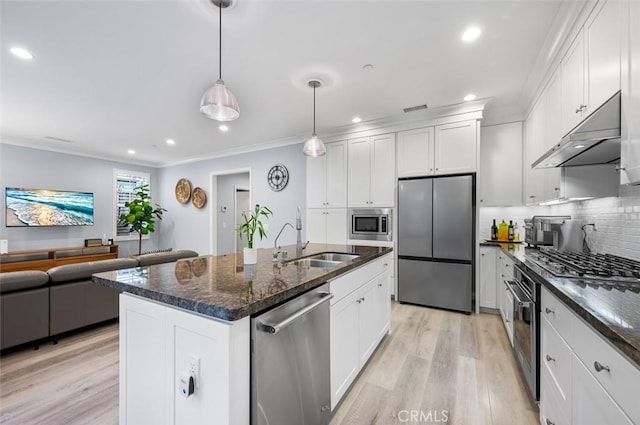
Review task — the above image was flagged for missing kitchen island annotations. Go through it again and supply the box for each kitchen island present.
[92,243,393,425]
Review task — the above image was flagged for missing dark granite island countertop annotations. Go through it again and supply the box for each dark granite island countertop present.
[92,243,392,321]
[493,244,640,369]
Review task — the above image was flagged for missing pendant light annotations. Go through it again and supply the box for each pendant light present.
[200,0,240,121]
[303,80,326,157]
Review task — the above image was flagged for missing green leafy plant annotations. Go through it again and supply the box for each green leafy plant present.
[118,184,167,255]
[236,204,272,249]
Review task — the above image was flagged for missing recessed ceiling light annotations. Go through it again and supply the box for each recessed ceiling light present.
[10,47,34,60]
[362,64,374,71]
[464,94,477,101]
[352,117,362,123]
[127,149,136,155]
[462,26,481,42]
[219,125,229,132]
[166,139,176,145]
[573,144,586,149]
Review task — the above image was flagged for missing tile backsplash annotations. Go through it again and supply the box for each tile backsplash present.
[480,185,640,260]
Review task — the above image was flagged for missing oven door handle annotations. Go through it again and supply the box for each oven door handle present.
[504,280,532,308]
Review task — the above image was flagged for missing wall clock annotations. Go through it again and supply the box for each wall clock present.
[267,164,289,192]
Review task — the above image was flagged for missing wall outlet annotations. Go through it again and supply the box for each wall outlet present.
[584,216,597,230]
[0,240,7,254]
[188,353,200,388]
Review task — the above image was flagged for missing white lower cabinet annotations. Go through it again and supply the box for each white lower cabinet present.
[479,246,498,309]
[329,255,391,410]
[306,208,347,245]
[119,294,250,425]
[500,281,514,346]
[540,286,639,425]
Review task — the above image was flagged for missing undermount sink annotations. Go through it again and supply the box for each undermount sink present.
[307,253,361,263]
[290,258,344,268]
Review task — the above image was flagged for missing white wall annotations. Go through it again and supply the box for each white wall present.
[479,185,640,260]
[157,143,306,255]
[0,143,160,257]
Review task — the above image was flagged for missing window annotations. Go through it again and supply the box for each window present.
[114,169,150,240]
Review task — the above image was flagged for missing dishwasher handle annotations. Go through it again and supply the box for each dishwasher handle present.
[259,291,334,335]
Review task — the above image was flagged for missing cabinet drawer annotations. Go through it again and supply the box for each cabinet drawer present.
[540,286,573,345]
[540,361,570,425]
[329,256,388,305]
[541,316,572,407]
[571,314,640,424]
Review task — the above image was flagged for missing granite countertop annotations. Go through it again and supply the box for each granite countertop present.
[489,244,640,368]
[92,243,392,322]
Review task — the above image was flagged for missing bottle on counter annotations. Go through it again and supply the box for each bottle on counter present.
[513,222,520,242]
[498,220,509,241]
[491,219,498,240]
[508,220,515,241]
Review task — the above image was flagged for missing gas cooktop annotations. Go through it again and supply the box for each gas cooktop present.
[526,249,640,293]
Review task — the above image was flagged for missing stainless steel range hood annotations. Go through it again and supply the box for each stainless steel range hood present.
[532,91,621,169]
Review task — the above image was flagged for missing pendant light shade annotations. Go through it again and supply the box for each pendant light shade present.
[200,0,239,122]
[200,79,240,121]
[303,80,326,157]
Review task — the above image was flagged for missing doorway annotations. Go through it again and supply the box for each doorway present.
[209,168,251,255]
[234,186,250,253]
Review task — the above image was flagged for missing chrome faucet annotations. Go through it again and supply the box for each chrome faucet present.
[296,207,310,257]
[274,222,295,261]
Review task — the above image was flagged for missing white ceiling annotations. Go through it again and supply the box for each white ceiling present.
[1,0,565,167]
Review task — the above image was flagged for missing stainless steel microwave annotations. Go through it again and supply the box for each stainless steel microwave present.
[348,208,393,241]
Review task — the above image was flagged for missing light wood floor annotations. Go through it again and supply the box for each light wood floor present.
[0,303,538,425]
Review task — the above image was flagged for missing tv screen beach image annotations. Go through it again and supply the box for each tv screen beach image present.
[5,188,94,227]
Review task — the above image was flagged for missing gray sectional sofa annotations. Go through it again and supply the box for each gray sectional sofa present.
[0,249,198,351]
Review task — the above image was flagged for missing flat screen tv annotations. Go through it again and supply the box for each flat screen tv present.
[5,187,94,227]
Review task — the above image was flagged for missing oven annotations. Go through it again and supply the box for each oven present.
[348,208,392,242]
[505,264,539,400]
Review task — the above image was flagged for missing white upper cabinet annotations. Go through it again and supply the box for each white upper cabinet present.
[478,122,523,207]
[397,127,435,177]
[306,140,347,209]
[524,96,547,205]
[621,0,640,184]
[348,134,396,207]
[561,0,621,136]
[397,120,478,178]
[543,69,563,202]
[585,0,621,114]
[434,120,478,174]
[561,32,587,134]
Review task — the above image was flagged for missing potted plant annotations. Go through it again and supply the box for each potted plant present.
[118,184,167,256]
[236,203,272,264]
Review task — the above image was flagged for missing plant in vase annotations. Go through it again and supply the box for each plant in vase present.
[118,184,167,255]
[236,204,272,264]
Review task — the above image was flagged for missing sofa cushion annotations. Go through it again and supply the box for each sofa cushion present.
[0,271,50,293]
[47,258,139,283]
[136,249,198,266]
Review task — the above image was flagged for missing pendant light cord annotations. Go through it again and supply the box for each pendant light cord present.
[313,84,316,134]
[219,1,222,80]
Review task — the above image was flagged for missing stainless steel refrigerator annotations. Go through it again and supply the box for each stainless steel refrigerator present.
[397,174,475,313]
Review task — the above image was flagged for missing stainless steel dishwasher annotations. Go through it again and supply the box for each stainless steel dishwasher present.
[251,283,333,425]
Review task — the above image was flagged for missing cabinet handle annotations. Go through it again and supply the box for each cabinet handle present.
[378,283,383,287]
[616,166,626,172]
[594,361,610,373]
[529,195,536,199]
[362,297,365,302]
[546,355,555,362]
[436,168,439,171]
[480,199,483,203]
[575,104,587,114]
[545,307,555,315]
[546,419,555,425]
[481,253,485,256]
[356,298,362,304]
[554,187,559,191]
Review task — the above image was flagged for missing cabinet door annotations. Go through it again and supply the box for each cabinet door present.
[503,284,514,346]
[348,138,372,207]
[330,291,360,410]
[397,127,434,177]
[479,247,497,309]
[571,357,634,425]
[544,69,563,202]
[306,155,326,208]
[585,0,621,115]
[621,0,640,184]
[357,278,378,367]
[370,134,396,207]
[325,209,347,245]
[373,269,391,341]
[325,141,348,208]
[434,120,477,174]
[478,122,523,207]
[524,97,546,205]
[306,209,327,244]
[561,32,586,134]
